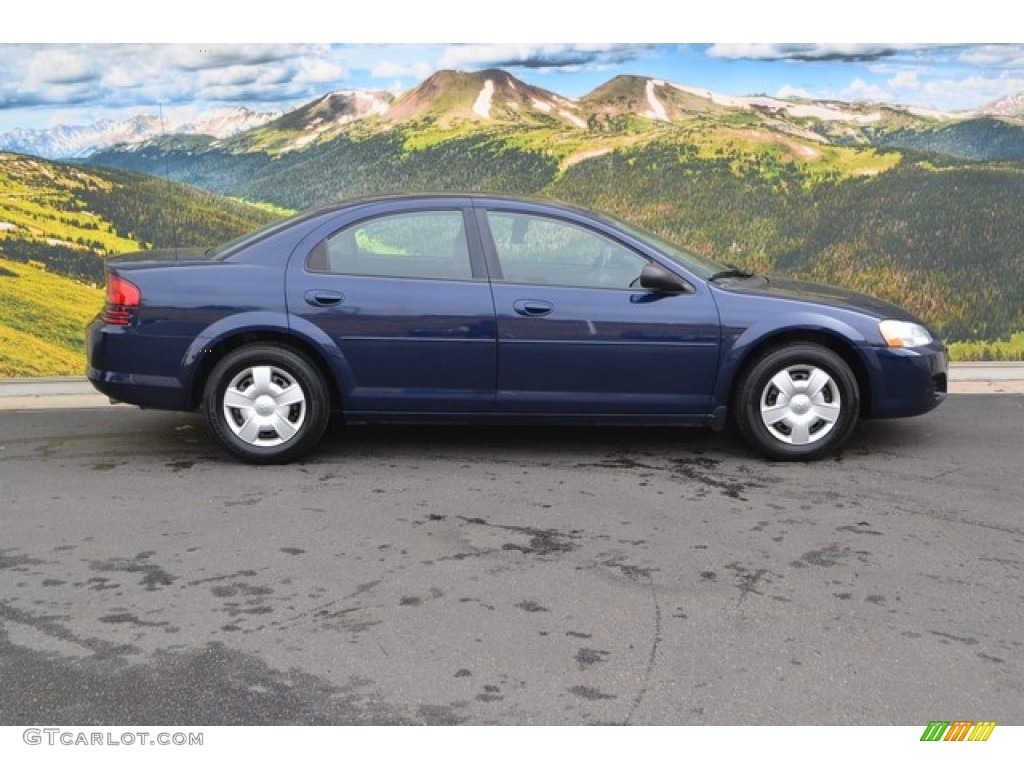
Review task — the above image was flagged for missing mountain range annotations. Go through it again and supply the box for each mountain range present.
[4,69,1024,161]
[0,107,279,159]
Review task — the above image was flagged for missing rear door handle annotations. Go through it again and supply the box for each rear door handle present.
[305,290,344,307]
[513,299,554,317]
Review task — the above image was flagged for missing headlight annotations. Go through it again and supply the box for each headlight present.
[879,319,932,348]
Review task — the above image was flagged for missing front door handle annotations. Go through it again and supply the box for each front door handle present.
[513,299,554,317]
[305,290,344,307]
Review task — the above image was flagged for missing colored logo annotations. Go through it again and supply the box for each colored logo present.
[920,721,996,741]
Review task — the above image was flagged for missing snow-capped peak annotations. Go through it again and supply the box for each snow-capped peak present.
[981,92,1024,117]
[178,107,279,138]
[0,107,280,159]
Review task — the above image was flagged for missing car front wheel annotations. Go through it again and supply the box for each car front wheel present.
[204,344,330,464]
[735,343,860,461]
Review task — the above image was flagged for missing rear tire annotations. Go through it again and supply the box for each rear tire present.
[734,343,859,461]
[204,344,330,464]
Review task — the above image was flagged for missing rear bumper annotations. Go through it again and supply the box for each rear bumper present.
[866,342,948,418]
[86,367,193,410]
[86,318,196,411]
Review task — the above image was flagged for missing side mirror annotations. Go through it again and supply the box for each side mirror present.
[639,263,691,294]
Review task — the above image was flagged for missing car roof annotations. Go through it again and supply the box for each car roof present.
[302,193,606,220]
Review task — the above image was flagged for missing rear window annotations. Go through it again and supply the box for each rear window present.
[207,211,312,259]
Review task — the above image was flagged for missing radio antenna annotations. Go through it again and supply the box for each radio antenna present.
[158,102,179,261]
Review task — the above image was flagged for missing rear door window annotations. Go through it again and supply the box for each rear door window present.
[309,210,472,280]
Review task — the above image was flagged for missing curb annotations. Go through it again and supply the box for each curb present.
[948,362,1024,381]
[0,376,98,396]
[0,377,113,410]
[1,368,1023,411]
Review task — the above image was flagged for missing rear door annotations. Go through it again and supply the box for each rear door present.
[478,206,720,415]
[287,201,497,414]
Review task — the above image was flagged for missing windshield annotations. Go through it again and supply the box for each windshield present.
[207,210,308,259]
[602,215,730,279]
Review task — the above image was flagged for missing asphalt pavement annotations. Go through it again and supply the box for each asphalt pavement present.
[0,390,1022,725]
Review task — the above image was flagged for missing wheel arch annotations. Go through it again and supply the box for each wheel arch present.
[724,327,873,419]
[188,328,344,412]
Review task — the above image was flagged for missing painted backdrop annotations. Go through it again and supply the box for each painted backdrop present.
[2,44,1024,375]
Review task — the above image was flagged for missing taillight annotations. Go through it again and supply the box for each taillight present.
[102,273,141,326]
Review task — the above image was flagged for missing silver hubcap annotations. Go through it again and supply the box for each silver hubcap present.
[759,365,841,446]
[222,365,307,447]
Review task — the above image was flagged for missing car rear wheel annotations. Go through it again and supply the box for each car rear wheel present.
[735,343,859,461]
[204,344,330,464]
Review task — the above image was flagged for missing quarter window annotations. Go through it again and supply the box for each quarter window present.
[486,211,649,289]
[309,210,472,280]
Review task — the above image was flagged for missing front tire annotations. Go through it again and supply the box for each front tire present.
[735,343,859,461]
[204,344,330,464]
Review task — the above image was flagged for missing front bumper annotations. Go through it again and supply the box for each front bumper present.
[866,342,948,419]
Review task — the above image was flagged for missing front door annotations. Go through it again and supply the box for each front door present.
[480,209,720,415]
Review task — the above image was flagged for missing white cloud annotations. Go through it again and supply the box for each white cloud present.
[370,60,432,79]
[166,44,309,72]
[843,78,891,102]
[103,65,147,89]
[438,43,649,70]
[198,64,268,88]
[777,84,816,100]
[888,70,921,89]
[957,44,1024,69]
[0,43,350,120]
[708,43,942,62]
[919,74,1024,110]
[27,48,97,85]
[294,57,346,84]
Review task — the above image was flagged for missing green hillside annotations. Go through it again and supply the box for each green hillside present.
[871,117,1024,161]
[0,152,275,284]
[0,152,277,376]
[550,145,1024,342]
[0,257,103,376]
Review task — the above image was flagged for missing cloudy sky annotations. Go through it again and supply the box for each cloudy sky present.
[1,43,1023,132]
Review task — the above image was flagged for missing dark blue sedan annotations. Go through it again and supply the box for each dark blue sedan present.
[87,195,947,463]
